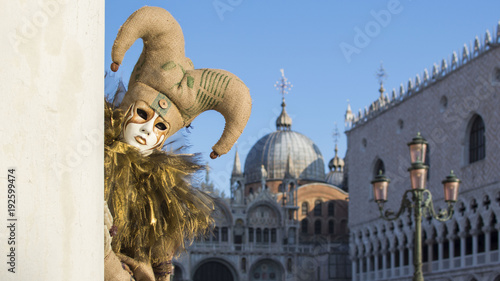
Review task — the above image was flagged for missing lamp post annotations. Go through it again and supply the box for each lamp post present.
[371,133,461,281]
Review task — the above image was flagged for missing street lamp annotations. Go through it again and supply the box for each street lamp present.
[371,133,461,281]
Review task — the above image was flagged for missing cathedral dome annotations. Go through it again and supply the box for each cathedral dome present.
[244,70,325,184]
[244,130,326,183]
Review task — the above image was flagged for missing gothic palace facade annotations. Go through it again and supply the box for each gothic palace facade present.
[345,24,500,281]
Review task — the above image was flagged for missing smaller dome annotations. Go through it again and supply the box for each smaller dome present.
[276,98,292,130]
[328,157,345,171]
[325,170,343,187]
[328,144,344,171]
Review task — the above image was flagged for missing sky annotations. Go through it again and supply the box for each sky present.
[105,0,500,196]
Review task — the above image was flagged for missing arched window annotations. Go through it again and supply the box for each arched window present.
[469,115,485,163]
[373,159,385,177]
[314,200,322,216]
[395,239,400,267]
[173,265,183,281]
[264,228,269,243]
[465,220,473,255]
[221,227,228,242]
[328,220,334,234]
[491,215,498,251]
[249,228,254,242]
[328,202,335,216]
[241,258,247,273]
[315,220,322,235]
[256,228,262,243]
[271,228,277,243]
[193,261,233,281]
[213,227,219,242]
[301,202,309,215]
[287,258,293,273]
[301,219,308,234]
[477,217,485,253]
[340,220,348,234]
[403,236,409,266]
[453,223,461,257]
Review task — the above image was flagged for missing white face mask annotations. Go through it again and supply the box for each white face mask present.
[122,100,169,155]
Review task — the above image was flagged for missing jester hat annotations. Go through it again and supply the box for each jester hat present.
[111,6,252,158]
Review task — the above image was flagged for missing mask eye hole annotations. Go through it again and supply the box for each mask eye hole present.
[156,123,167,130]
[137,108,148,120]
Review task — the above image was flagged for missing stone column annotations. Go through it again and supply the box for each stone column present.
[482,226,491,264]
[437,236,445,271]
[390,247,396,277]
[447,234,455,263]
[472,228,479,266]
[352,258,358,281]
[425,239,433,266]
[459,232,467,267]
[366,253,372,277]
[382,251,388,280]
[398,245,405,275]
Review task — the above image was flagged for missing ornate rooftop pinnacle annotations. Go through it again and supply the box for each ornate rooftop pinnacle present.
[275,69,293,131]
[329,125,344,171]
[345,101,354,127]
[346,101,352,114]
[201,163,214,192]
[375,62,388,100]
[276,98,292,130]
[328,143,345,172]
[232,148,242,176]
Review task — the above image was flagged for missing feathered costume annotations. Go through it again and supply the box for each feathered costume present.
[105,102,214,266]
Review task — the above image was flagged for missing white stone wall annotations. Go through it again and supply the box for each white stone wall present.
[0,1,104,280]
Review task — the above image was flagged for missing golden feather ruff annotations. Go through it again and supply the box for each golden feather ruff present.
[104,102,214,264]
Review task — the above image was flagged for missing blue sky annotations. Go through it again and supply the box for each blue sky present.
[105,0,500,195]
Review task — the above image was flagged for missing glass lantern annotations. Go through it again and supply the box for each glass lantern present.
[371,171,390,203]
[407,132,428,164]
[442,171,461,202]
[408,162,428,189]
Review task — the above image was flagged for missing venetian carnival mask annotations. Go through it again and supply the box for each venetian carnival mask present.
[123,100,169,155]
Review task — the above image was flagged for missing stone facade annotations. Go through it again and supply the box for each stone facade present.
[173,94,351,281]
[345,27,500,280]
